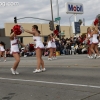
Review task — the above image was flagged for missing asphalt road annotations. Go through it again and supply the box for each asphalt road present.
[0,55,100,100]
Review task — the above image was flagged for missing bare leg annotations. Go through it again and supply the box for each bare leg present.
[40,50,44,69]
[88,45,92,56]
[49,48,53,58]
[53,48,56,57]
[91,44,95,54]
[36,49,42,70]
[0,51,1,61]
[10,53,20,74]
[3,51,6,61]
[12,53,20,70]
[95,44,100,56]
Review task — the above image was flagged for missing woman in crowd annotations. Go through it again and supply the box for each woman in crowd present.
[0,41,6,62]
[47,35,53,60]
[91,26,100,58]
[51,33,57,59]
[10,30,26,75]
[86,27,93,58]
[24,25,46,73]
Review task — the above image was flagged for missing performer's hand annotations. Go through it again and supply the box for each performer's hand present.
[34,44,36,47]
[10,29,13,34]
[19,25,24,33]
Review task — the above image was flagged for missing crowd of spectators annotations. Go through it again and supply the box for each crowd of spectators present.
[5,35,100,57]
[55,36,88,55]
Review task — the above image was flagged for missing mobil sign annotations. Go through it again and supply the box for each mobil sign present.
[65,2,84,14]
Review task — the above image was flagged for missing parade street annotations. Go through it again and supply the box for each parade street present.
[0,55,100,100]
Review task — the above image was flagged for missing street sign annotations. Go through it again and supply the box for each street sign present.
[55,17,61,22]
[60,32,65,35]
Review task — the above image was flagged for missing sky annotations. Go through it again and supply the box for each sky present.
[0,0,99,28]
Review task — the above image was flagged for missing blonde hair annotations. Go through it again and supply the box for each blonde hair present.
[87,27,91,33]
[91,25,98,34]
[47,35,52,41]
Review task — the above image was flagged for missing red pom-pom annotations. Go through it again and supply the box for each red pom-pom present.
[94,22,96,26]
[13,25,22,35]
[54,30,59,36]
[94,19,99,26]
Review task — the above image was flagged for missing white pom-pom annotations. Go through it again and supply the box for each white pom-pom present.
[20,26,24,33]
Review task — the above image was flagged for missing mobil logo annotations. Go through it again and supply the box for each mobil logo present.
[68,4,83,12]
[65,2,84,14]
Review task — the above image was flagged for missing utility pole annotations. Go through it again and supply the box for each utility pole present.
[56,0,61,39]
[56,0,60,29]
[50,0,54,31]
[69,15,74,38]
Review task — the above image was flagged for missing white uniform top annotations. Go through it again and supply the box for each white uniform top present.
[87,33,92,44]
[51,38,56,48]
[99,31,100,35]
[0,46,1,51]
[10,38,19,54]
[92,34,98,44]
[0,45,5,51]
[47,40,52,48]
[33,36,44,49]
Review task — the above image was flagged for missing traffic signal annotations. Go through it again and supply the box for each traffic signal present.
[56,25,60,32]
[14,17,17,23]
[96,14,100,27]
[78,19,82,25]
[49,21,54,31]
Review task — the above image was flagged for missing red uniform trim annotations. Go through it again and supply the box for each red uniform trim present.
[35,47,44,50]
[92,43,98,44]
[12,52,20,54]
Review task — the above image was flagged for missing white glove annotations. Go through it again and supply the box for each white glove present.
[21,27,24,33]
[19,25,24,33]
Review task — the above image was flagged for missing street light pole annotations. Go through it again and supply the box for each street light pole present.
[56,0,61,39]
[50,0,54,31]
[69,15,74,38]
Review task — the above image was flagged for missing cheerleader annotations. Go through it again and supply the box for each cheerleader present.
[47,35,53,60]
[51,33,57,59]
[86,27,93,58]
[24,25,46,73]
[10,30,26,75]
[91,26,100,58]
[0,41,6,62]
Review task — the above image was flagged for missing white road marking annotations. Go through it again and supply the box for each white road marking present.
[0,77,100,89]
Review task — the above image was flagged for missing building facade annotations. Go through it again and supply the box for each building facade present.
[3,23,89,49]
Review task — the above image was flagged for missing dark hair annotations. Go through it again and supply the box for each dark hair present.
[51,33,54,37]
[32,25,38,31]
[38,30,41,34]
[0,41,5,49]
[0,41,5,45]
[10,29,13,34]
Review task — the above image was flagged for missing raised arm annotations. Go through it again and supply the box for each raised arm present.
[10,32,15,40]
[24,29,35,35]
[53,34,57,38]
